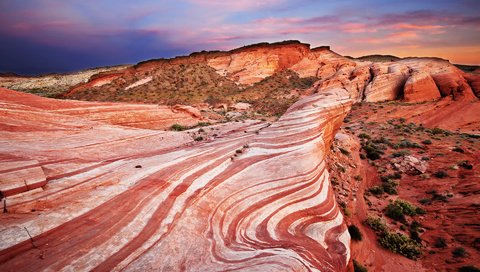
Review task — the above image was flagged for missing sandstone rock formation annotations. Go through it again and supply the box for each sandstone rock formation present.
[0,86,352,271]
[0,88,204,130]
[59,41,478,107]
[403,71,441,102]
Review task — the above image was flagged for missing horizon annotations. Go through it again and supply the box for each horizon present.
[1,0,479,75]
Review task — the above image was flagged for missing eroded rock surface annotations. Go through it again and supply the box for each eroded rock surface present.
[0,87,352,271]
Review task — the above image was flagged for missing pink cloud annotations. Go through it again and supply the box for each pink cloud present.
[391,23,445,30]
[188,0,284,11]
[339,23,376,33]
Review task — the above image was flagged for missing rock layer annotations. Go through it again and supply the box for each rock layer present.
[403,71,441,102]
[0,87,352,271]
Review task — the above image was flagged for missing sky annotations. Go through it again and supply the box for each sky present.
[1,0,479,75]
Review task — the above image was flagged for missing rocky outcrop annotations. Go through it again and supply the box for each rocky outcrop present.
[0,87,351,271]
[208,41,310,85]
[53,41,479,106]
[0,66,128,98]
[0,88,204,130]
[403,71,441,102]
[400,58,477,101]
[363,62,410,102]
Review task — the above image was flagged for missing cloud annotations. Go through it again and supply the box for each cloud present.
[187,0,284,11]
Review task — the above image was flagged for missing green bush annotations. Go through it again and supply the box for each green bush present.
[385,203,406,221]
[459,265,480,272]
[434,237,447,248]
[422,139,432,145]
[348,224,363,241]
[339,147,350,156]
[453,247,466,258]
[382,180,399,195]
[434,170,448,179]
[353,260,368,272]
[391,149,411,158]
[452,147,465,153]
[366,216,422,259]
[430,127,451,135]
[365,216,388,233]
[459,161,473,170]
[359,133,371,139]
[379,232,422,259]
[362,143,384,160]
[369,186,384,195]
[385,199,425,221]
[398,140,422,149]
[171,123,188,131]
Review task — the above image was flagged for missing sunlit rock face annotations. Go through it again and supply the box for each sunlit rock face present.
[399,58,477,101]
[0,87,351,271]
[403,71,441,102]
[207,41,311,85]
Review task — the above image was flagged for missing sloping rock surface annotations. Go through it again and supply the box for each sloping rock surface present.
[0,87,352,271]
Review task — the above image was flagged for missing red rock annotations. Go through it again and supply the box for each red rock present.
[0,87,352,271]
[363,63,409,102]
[403,71,441,102]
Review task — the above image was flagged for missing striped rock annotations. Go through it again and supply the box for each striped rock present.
[0,87,352,271]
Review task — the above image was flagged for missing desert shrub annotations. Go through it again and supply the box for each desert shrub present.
[365,216,388,233]
[354,175,362,181]
[353,260,368,272]
[398,139,422,149]
[430,127,451,136]
[373,136,391,145]
[391,149,411,158]
[381,172,402,181]
[453,247,466,258]
[461,133,480,139]
[379,232,422,259]
[194,136,204,141]
[348,224,363,241]
[360,153,367,160]
[422,139,432,145]
[459,265,480,272]
[421,157,430,161]
[339,147,350,156]
[196,122,211,127]
[434,237,447,248]
[171,123,188,131]
[419,198,432,205]
[452,147,465,153]
[386,199,425,221]
[385,203,406,221]
[362,143,384,160]
[459,161,473,170]
[434,170,448,179]
[382,180,399,195]
[359,133,371,139]
[410,229,421,243]
[432,193,448,202]
[369,186,384,195]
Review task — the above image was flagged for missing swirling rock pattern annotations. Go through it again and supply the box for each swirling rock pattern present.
[0,87,352,271]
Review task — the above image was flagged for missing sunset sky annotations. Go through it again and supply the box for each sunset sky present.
[1,0,479,75]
